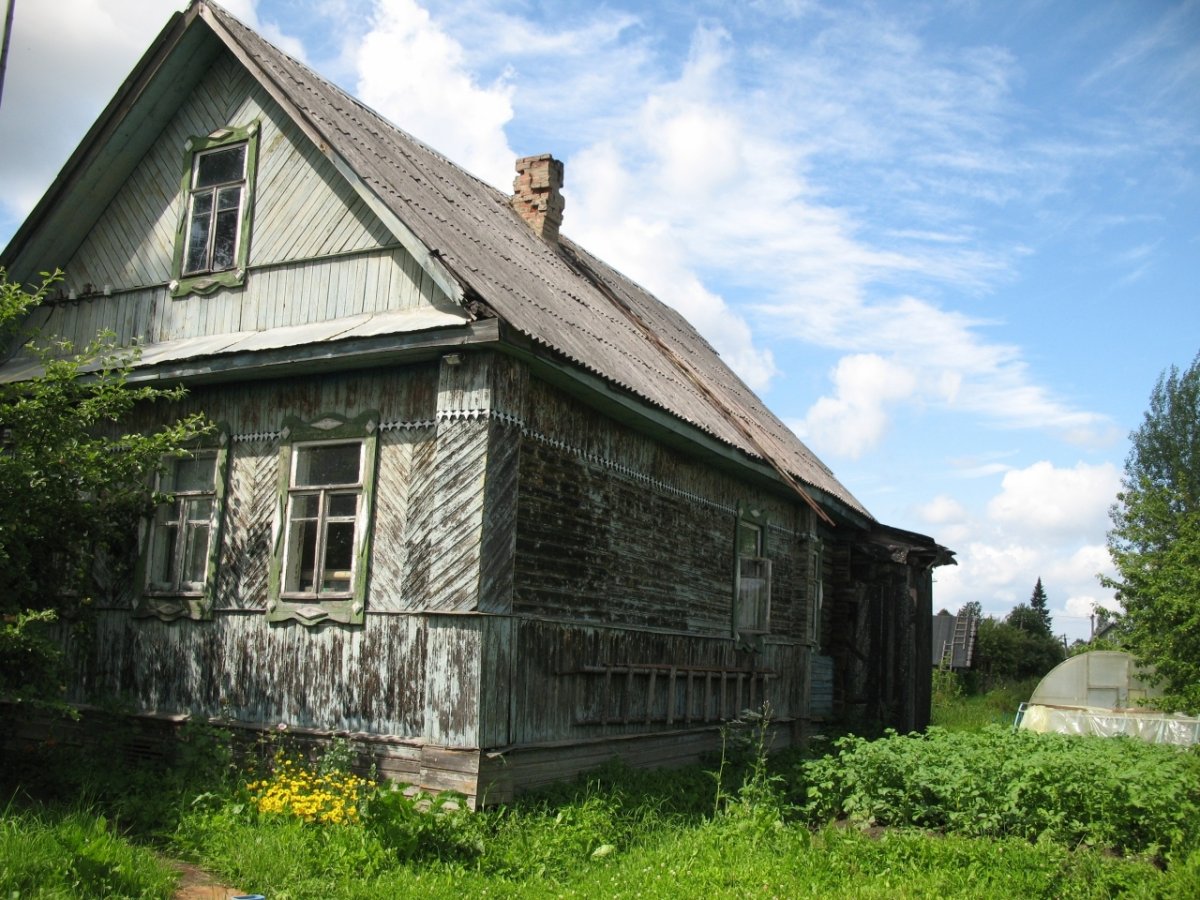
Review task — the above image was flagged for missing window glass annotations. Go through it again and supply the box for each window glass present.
[737,521,762,558]
[195,144,245,187]
[283,443,364,599]
[182,143,248,276]
[149,453,218,594]
[295,443,361,487]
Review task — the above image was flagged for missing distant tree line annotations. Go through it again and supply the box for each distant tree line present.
[965,578,1064,683]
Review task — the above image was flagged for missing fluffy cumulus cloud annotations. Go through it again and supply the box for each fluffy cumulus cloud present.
[987,461,1121,539]
[354,0,516,188]
[793,354,917,459]
[931,461,1122,641]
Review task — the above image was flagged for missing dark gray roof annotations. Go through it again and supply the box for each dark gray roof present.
[203,4,869,519]
[3,0,868,521]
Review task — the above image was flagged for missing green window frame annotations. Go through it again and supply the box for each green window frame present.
[134,431,230,621]
[170,121,260,298]
[268,411,379,626]
[733,504,772,647]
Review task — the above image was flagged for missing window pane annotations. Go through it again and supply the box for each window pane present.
[186,497,213,523]
[737,522,762,558]
[195,145,246,188]
[183,521,211,585]
[211,206,239,271]
[285,517,318,593]
[737,558,769,632]
[150,508,180,589]
[327,492,357,518]
[294,443,361,487]
[216,184,242,211]
[169,455,215,493]
[183,194,213,275]
[322,520,356,593]
[289,492,320,521]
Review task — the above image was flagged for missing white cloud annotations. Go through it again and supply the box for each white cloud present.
[0,0,185,221]
[926,463,1121,641]
[793,354,917,458]
[918,495,968,525]
[354,0,516,188]
[987,461,1121,539]
[563,26,787,389]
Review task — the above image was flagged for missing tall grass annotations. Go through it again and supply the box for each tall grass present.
[5,700,1200,898]
[930,672,1039,731]
[0,805,177,899]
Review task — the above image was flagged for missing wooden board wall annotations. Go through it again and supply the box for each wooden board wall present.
[32,49,449,355]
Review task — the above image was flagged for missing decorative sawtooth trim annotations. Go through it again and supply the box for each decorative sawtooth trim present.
[490,410,525,429]
[519,424,738,516]
[379,418,436,432]
[232,430,281,443]
[437,407,490,421]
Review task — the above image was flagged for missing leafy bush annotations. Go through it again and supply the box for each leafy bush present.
[363,785,482,862]
[798,726,1200,859]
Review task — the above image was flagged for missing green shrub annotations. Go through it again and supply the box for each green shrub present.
[798,726,1200,859]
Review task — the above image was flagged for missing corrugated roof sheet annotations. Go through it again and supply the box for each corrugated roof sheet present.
[204,4,869,519]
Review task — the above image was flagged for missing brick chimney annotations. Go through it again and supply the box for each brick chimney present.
[512,153,564,244]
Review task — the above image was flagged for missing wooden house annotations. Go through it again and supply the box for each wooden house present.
[0,1,952,803]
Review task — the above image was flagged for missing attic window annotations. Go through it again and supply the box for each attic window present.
[171,121,259,298]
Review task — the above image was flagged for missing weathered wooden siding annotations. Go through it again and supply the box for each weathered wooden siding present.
[73,610,427,735]
[503,618,807,746]
[512,375,811,640]
[116,366,439,615]
[39,49,450,353]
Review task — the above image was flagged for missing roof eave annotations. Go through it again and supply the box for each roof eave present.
[495,324,876,528]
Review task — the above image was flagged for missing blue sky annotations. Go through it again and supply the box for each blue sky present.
[2,0,1197,642]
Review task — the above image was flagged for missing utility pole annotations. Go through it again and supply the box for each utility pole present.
[0,0,15,110]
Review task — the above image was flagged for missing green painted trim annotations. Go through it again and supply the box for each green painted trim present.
[134,425,230,622]
[170,120,260,299]
[268,410,380,627]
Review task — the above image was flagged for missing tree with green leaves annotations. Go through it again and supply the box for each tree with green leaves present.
[1103,351,1200,713]
[956,600,982,619]
[0,270,209,707]
[1028,577,1051,636]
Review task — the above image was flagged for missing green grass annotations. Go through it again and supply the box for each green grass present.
[5,695,1200,899]
[930,674,1039,731]
[0,805,177,899]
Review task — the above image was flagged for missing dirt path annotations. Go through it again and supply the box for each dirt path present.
[163,857,253,900]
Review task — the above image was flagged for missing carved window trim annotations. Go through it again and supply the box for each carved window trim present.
[170,121,260,298]
[134,430,230,621]
[268,411,379,626]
